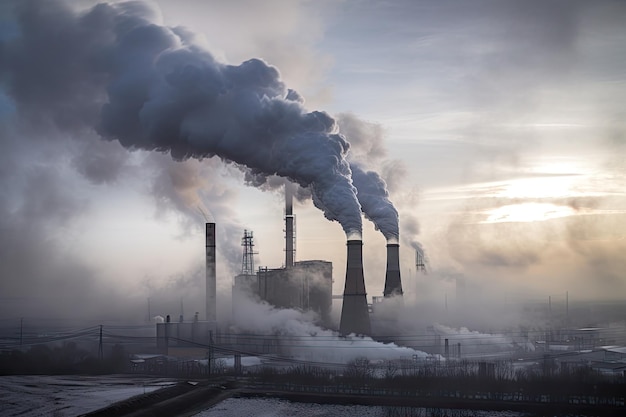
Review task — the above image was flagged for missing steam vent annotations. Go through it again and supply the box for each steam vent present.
[383,243,403,297]
[339,240,371,335]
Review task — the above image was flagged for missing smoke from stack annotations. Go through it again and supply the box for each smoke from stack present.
[351,164,404,298]
[0,0,363,237]
[350,164,399,242]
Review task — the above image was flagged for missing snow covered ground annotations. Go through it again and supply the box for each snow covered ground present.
[0,374,177,416]
[193,398,527,417]
[194,398,394,417]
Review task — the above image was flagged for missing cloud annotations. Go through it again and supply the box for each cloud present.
[72,139,131,185]
[154,0,335,100]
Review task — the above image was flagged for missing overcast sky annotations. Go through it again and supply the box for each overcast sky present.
[1,0,625,323]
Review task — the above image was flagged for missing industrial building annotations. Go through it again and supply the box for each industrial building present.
[233,184,334,328]
[257,260,333,326]
[157,181,412,356]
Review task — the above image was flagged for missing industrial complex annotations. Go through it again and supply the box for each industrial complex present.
[155,182,400,356]
[151,182,626,378]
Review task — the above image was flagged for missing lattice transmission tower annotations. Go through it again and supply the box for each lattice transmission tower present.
[241,229,257,275]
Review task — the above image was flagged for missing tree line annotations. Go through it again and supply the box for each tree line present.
[0,342,127,375]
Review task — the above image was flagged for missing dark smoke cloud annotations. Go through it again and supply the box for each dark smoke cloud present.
[0,1,108,133]
[0,0,362,236]
[242,171,312,202]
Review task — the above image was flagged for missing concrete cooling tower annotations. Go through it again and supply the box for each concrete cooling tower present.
[383,243,403,297]
[339,240,371,335]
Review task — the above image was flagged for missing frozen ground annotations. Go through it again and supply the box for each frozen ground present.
[0,374,177,416]
[193,398,528,417]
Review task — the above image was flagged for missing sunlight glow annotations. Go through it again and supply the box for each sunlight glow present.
[482,203,576,224]
[498,176,578,199]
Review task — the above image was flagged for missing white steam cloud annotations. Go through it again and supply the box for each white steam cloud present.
[232,295,429,364]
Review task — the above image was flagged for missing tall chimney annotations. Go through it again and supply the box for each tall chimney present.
[285,183,295,268]
[383,243,403,297]
[339,240,371,335]
[206,223,216,321]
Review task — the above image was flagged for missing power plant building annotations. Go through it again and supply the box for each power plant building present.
[257,260,333,326]
[232,184,333,328]
[160,182,388,353]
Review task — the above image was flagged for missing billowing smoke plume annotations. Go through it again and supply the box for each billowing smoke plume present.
[350,164,399,242]
[338,113,424,249]
[243,172,312,202]
[336,113,409,245]
[0,0,362,236]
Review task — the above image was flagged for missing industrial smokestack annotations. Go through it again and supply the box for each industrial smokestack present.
[383,243,403,298]
[340,240,371,335]
[205,223,216,322]
[285,183,295,268]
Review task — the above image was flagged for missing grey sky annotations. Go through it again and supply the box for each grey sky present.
[1,0,625,322]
